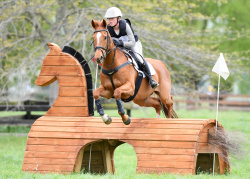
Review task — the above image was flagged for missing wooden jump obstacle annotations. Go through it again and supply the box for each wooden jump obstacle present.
[22,43,230,175]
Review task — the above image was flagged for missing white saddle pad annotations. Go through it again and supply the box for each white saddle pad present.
[128,58,156,78]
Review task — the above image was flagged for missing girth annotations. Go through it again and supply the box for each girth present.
[101,62,143,102]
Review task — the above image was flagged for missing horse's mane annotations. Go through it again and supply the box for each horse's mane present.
[62,46,94,116]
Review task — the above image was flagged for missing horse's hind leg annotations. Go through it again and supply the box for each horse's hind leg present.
[166,96,173,118]
[116,99,131,125]
[134,96,162,118]
[156,91,173,118]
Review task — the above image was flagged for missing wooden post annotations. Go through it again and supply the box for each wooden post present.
[102,140,113,173]
[74,147,85,173]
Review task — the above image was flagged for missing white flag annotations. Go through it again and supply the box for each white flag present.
[212,53,230,80]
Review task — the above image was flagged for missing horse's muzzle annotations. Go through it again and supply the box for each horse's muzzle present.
[96,56,103,64]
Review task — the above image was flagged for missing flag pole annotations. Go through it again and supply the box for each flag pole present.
[213,73,220,175]
[215,74,220,130]
[211,53,229,175]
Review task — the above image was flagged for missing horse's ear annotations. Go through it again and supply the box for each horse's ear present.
[101,19,107,28]
[47,43,62,54]
[91,20,96,29]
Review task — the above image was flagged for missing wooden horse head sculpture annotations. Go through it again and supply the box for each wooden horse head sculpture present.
[35,43,94,117]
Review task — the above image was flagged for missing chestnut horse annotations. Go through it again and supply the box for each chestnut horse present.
[91,19,177,125]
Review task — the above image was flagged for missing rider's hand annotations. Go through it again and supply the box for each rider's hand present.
[113,39,123,47]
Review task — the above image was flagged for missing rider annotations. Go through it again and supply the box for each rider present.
[104,7,159,89]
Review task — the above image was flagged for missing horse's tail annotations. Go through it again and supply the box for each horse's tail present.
[160,101,179,118]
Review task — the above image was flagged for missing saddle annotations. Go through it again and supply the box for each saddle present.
[119,48,156,77]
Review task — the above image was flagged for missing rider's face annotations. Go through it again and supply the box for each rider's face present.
[108,17,118,27]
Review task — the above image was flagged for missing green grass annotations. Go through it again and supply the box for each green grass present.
[0,109,249,178]
[0,111,27,117]
[0,126,31,133]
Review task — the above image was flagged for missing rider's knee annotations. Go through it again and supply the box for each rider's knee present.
[93,91,99,99]
[135,53,144,64]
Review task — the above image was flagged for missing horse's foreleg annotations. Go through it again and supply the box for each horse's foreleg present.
[113,81,134,100]
[113,82,134,125]
[116,99,131,125]
[93,85,112,124]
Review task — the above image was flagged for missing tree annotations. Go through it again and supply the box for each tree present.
[0,0,249,107]
[185,0,250,93]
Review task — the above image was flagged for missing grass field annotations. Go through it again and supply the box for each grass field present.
[0,108,249,178]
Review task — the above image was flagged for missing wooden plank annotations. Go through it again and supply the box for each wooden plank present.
[24,151,77,159]
[83,151,104,160]
[23,171,71,174]
[137,154,194,162]
[202,123,217,131]
[53,97,88,107]
[135,147,195,155]
[55,53,73,56]
[35,116,98,122]
[43,55,80,66]
[25,145,82,152]
[196,143,222,153]
[218,154,230,174]
[125,140,196,149]
[137,167,193,174]
[39,66,84,76]
[36,116,210,123]
[84,143,103,152]
[28,131,200,141]
[82,159,104,166]
[102,140,113,173]
[74,147,84,173]
[33,121,83,127]
[59,87,86,97]
[23,158,75,165]
[47,43,62,54]
[33,120,203,130]
[26,138,95,146]
[57,76,86,87]
[132,118,210,122]
[45,106,89,117]
[22,164,74,172]
[137,161,194,169]
[197,133,208,143]
[30,126,200,135]
[192,153,198,174]
[35,76,56,86]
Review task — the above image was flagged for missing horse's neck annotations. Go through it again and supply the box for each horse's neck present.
[44,54,89,117]
[103,49,127,69]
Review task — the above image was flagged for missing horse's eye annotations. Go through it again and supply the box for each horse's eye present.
[104,36,107,40]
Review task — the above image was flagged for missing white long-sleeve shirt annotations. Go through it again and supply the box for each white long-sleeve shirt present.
[113,23,136,49]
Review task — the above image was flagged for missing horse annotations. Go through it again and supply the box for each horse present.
[91,19,178,125]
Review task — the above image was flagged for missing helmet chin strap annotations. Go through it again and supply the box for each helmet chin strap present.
[111,17,119,28]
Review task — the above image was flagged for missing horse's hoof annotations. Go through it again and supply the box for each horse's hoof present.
[123,117,131,125]
[101,114,112,125]
[105,117,112,125]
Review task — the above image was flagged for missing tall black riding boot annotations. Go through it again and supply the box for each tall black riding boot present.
[141,59,159,89]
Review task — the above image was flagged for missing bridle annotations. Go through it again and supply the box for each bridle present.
[93,29,116,68]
